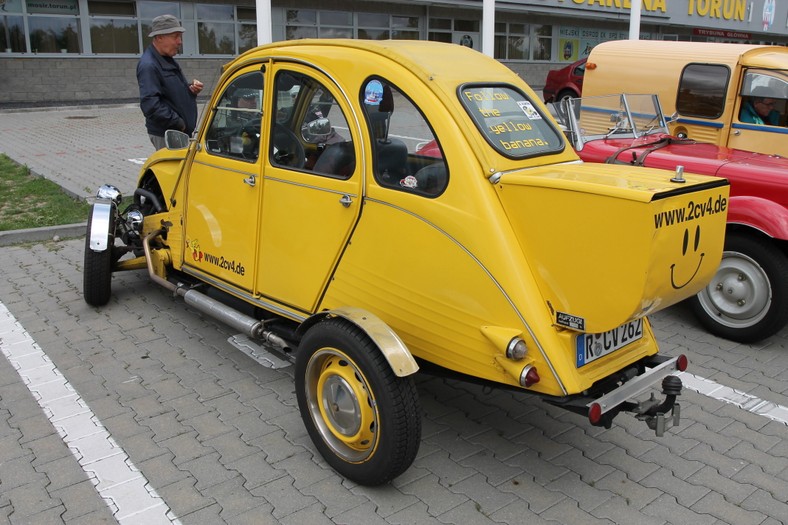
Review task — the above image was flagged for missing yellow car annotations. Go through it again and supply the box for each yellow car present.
[84,40,729,486]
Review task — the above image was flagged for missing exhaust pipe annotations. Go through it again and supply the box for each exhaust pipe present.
[142,229,290,351]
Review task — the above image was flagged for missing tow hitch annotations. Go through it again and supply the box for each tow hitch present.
[634,375,682,437]
[585,356,685,436]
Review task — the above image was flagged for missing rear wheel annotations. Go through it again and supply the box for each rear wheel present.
[295,318,421,485]
[83,203,114,306]
[556,89,578,103]
[690,232,788,343]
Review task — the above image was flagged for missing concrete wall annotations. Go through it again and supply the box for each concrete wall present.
[0,57,224,108]
[0,56,549,108]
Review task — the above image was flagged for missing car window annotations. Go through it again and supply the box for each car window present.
[360,78,448,197]
[271,71,355,178]
[676,63,730,119]
[460,83,565,159]
[204,72,264,162]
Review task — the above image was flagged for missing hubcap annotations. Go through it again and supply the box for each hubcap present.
[304,348,378,462]
[698,251,771,328]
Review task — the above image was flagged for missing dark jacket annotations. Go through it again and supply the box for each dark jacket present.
[137,45,198,136]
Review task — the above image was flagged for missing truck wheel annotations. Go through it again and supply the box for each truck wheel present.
[83,204,114,306]
[295,318,421,485]
[690,232,788,343]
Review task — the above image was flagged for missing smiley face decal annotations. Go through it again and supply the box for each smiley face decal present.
[670,225,704,289]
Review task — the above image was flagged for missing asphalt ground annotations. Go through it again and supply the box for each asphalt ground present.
[1,104,788,525]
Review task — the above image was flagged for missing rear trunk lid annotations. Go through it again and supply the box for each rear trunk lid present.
[497,162,730,334]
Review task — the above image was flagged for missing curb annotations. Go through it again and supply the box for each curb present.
[0,223,86,247]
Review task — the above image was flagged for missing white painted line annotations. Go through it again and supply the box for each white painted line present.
[679,371,788,426]
[0,302,181,525]
[128,158,148,165]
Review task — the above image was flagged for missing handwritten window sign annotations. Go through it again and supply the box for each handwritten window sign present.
[460,85,564,158]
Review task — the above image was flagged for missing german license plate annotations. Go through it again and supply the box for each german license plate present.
[576,319,643,367]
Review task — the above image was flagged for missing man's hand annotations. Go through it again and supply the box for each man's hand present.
[190,79,204,95]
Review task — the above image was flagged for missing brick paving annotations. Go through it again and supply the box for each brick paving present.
[1,105,787,524]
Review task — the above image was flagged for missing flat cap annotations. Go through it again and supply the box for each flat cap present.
[148,15,185,37]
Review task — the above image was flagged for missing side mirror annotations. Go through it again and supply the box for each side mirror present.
[165,129,190,150]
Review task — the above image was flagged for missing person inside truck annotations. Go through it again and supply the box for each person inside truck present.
[740,94,781,125]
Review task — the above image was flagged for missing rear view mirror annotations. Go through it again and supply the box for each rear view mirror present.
[165,129,190,150]
[301,117,333,143]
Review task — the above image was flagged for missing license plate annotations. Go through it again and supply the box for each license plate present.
[576,319,643,367]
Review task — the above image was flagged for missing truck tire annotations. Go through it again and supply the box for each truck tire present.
[690,232,788,343]
[295,318,421,485]
[83,203,114,306]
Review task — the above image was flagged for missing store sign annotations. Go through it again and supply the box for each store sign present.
[26,0,78,15]
[693,28,751,39]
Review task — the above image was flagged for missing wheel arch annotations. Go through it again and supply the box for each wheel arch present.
[297,307,419,377]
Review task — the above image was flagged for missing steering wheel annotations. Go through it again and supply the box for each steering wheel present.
[272,123,305,169]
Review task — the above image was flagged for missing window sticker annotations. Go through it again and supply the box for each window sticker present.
[460,84,563,158]
[364,79,384,106]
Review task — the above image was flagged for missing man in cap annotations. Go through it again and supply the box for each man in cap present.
[137,14,204,150]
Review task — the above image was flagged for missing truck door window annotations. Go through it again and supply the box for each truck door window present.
[204,72,264,162]
[271,71,355,178]
[676,64,729,119]
[361,78,448,197]
[739,68,788,126]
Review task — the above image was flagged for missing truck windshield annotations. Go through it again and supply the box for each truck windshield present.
[459,84,564,159]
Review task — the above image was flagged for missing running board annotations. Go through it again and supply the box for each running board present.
[228,334,293,369]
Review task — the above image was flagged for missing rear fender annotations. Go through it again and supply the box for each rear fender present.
[727,196,788,240]
[297,307,419,377]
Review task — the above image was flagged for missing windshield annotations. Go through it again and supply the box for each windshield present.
[560,94,668,150]
[459,84,565,159]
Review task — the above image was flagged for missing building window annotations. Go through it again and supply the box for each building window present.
[197,4,235,55]
[533,24,553,60]
[1,16,25,53]
[285,9,317,39]
[318,11,351,38]
[494,22,528,60]
[238,7,257,53]
[89,1,139,54]
[428,17,478,47]
[26,0,81,53]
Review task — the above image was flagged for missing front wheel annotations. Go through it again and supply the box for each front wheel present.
[690,232,788,343]
[83,203,115,306]
[295,318,421,485]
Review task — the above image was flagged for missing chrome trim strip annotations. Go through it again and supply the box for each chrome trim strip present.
[181,266,308,322]
[263,175,360,198]
[192,159,258,178]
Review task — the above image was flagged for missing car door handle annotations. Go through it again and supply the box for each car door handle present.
[732,130,741,136]
[339,194,353,207]
[243,175,256,187]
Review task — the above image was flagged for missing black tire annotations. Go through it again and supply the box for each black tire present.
[556,89,578,103]
[295,318,421,485]
[690,232,788,343]
[83,203,114,306]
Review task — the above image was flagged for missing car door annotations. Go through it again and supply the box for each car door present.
[183,66,266,292]
[256,64,362,313]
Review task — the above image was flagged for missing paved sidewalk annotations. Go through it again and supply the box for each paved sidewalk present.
[1,106,788,525]
[0,104,151,200]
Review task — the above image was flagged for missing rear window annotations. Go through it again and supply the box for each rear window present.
[676,64,730,119]
[459,84,565,159]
